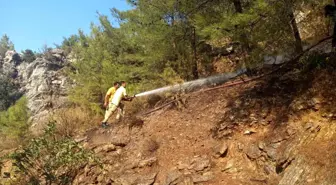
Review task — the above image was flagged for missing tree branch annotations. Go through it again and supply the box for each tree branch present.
[186,0,215,16]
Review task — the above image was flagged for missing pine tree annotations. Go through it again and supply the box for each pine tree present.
[0,34,15,57]
[21,49,36,63]
[67,0,332,113]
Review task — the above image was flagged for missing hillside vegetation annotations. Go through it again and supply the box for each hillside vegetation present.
[66,0,332,112]
[1,0,336,184]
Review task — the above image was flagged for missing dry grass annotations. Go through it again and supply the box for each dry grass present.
[51,106,101,137]
[0,137,22,151]
[0,130,33,151]
[127,97,148,115]
[127,94,168,115]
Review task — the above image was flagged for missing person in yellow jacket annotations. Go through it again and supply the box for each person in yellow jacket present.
[101,82,119,128]
[101,81,134,128]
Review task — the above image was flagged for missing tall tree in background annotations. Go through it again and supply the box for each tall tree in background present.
[60,34,80,55]
[68,22,150,112]
[21,49,36,63]
[116,0,203,80]
[285,0,303,53]
[232,0,251,52]
[67,0,332,112]
[0,76,21,111]
[0,34,14,57]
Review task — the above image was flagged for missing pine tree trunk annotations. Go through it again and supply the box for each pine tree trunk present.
[288,5,303,53]
[232,0,251,52]
[233,0,243,13]
[191,27,199,79]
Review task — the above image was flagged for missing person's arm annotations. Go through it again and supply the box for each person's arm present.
[104,95,110,107]
[122,96,134,101]
[121,88,134,101]
[104,89,112,107]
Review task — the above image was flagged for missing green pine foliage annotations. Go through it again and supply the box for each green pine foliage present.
[21,49,36,63]
[0,34,14,57]
[0,76,22,111]
[0,97,30,148]
[6,122,97,185]
[65,0,332,113]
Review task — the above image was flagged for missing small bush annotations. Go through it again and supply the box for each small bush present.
[0,97,30,150]
[21,49,36,63]
[146,94,164,107]
[126,97,148,115]
[299,51,328,71]
[51,106,101,137]
[127,94,165,115]
[0,76,22,111]
[0,34,14,58]
[6,122,98,185]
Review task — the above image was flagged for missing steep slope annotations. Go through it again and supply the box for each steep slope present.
[72,56,336,185]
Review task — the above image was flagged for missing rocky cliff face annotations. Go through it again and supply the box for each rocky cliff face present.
[0,49,71,126]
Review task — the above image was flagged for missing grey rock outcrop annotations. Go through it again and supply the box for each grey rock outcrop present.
[50,48,65,60]
[0,50,71,126]
[0,50,20,78]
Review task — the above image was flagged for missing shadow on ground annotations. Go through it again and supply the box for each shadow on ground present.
[212,52,336,139]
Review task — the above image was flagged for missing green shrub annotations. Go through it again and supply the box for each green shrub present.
[299,51,328,71]
[0,34,14,58]
[0,76,22,111]
[7,122,98,185]
[0,97,29,149]
[21,49,36,63]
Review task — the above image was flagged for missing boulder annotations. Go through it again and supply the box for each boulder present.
[50,48,64,55]
[1,50,21,78]
[213,142,228,158]
[192,172,214,183]
[245,144,262,160]
[222,160,239,173]
[244,129,257,135]
[165,170,183,185]
[4,50,21,65]
[265,146,278,161]
[118,172,157,185]
[188,156,211,172]
[93,144,116,153]
[138,157,157,168]
[50,48,65,61]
